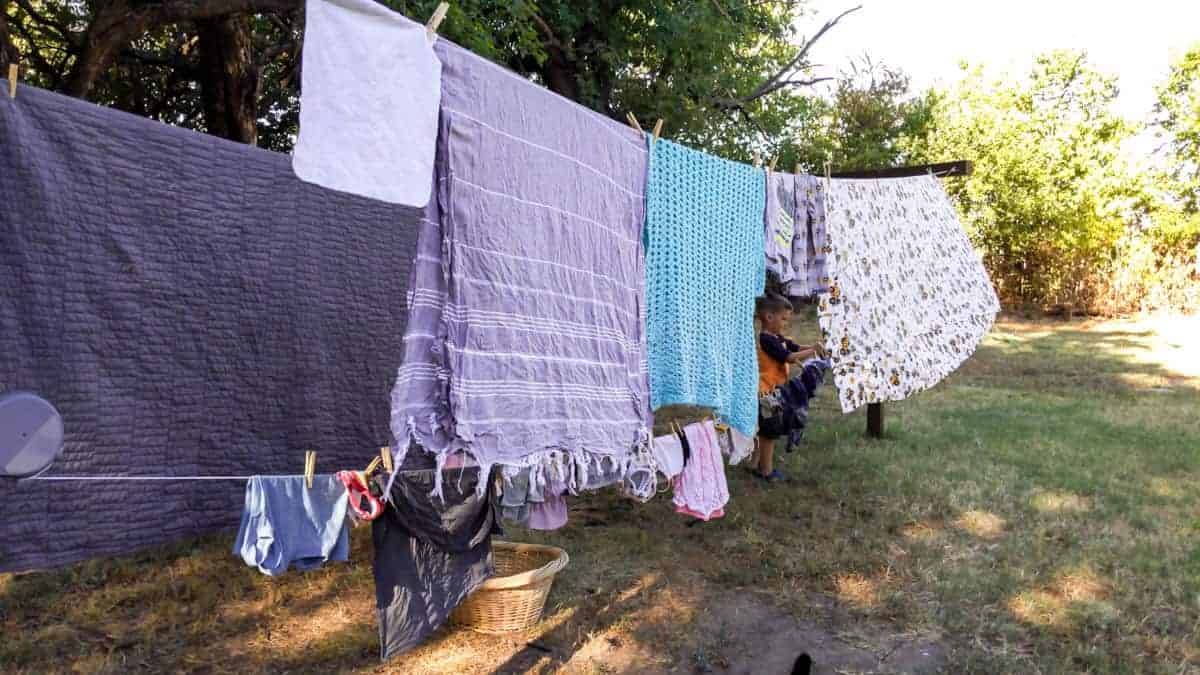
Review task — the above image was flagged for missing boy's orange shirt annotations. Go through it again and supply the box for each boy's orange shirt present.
[757,336,790,394]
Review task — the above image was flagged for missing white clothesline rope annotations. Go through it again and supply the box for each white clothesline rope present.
[28,475,281,481]
[23,468,452,482]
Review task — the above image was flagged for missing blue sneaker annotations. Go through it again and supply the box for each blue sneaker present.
[758,469,786,483]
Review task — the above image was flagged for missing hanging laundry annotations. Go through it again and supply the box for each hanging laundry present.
[390,26,652,493]
[764,171,799,285]
[672,421,730,521]
[499,467,536,527]
[788,175,830,297]
[232,476,350,576]
[338,470,385,521]
[712,424,756,466]
[526,475,569,531]
[645,139,765,437]
[758,358,831,450]
[727,426,756,466]
[818,177,999,412]
[651,433,685,479]
[0,84,420,573]
[373,458,500,661]
[292,0,441,206]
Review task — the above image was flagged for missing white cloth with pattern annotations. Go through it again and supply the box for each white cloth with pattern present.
[817,176,999,413]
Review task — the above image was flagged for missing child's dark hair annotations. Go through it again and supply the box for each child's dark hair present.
[756,293,794,318]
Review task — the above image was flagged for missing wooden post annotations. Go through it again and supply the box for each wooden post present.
[867,402,883,438]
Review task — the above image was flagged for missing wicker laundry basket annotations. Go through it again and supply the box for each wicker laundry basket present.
[450,541,569,633]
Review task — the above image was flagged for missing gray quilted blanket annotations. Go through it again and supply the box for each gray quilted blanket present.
[0,84,420,572]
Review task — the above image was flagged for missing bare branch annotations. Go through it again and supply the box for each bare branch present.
[751,75,834,99]
[747,4,860,100]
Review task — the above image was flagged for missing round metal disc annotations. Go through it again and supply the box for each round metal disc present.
[0,391,64,478]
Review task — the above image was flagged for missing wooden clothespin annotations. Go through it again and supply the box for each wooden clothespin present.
[626,112,643,133]
[380,446,394,473]
[426,2,449,43]
[794,163,801,176]
[651,118,664,146]
[365,456,382,475]
[303,450,316,489]
[768,156,778,173]
[752,152,762,168]
[7,63,17,99]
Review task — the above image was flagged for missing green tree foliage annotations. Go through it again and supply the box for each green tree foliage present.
[785,58,934,172]
[914,51,1140,309]
[1148,44,1200,253]
[0,0,863,156]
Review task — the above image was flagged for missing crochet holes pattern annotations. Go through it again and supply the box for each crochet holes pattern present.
[644,138,766,436]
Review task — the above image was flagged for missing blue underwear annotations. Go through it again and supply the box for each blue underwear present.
[233,475,349,576]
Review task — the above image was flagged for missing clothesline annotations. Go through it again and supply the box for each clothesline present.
[23,469,447,482]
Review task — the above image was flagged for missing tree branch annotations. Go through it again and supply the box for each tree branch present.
[530,11,572,56]
[65,0,300,98]
[154,0,300,23]
[715,4,860,109]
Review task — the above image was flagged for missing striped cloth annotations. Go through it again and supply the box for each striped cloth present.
[390,33,652,492]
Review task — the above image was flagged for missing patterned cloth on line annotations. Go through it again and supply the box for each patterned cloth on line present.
[817,176,999,412]
[389,21,653,494]
[764,170,798,286]
[672,420,729,521]
[788,175,830,297]
[644,138,765,437]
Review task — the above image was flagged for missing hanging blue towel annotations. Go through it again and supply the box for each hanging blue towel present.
[233,475,350,576]
[644,138,766,437]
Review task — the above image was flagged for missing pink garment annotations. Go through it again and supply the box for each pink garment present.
[527,477,568,530]
[527,492,567,530]
[672,421,730,521]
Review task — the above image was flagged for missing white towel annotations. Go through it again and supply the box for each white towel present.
[292,0,441,206]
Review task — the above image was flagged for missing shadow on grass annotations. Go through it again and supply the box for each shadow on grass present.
[956,318,1199,395]
[3,315,1198,673]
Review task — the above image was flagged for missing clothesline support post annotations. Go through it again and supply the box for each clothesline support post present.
[867,402,883,438]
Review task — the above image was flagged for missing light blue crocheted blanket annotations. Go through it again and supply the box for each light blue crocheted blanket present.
[644,137,766,436]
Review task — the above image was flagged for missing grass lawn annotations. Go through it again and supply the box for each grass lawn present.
[2,314,1198,674]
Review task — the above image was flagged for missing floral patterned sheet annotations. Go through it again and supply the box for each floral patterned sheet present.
[817,176,1000,413]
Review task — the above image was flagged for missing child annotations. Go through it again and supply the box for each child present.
[756,294,825,482]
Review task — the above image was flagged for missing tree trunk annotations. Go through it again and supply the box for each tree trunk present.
[62,0,297,100]
[64,1,151,97]
[196,13,259,145]
[540,45,578,102]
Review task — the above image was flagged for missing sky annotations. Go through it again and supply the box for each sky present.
[801,0,1200,124]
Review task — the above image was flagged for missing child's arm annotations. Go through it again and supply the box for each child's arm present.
[785,340,828,363]
[786,347,817,363]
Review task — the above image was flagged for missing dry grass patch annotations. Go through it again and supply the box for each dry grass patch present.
[953,509,1007,539]
[1030,490,1092,513]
